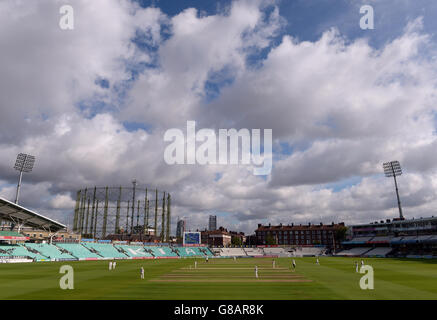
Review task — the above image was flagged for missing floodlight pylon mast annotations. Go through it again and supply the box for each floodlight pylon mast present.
[392,166,403,220]
[383,160,404,220]
[13,153,35,204]
[15,170,23,204]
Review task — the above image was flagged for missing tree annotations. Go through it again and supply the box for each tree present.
[231,236,242,246]
[335,226,348,242]
[265,233,276,245]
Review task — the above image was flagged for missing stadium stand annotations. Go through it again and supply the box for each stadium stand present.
[262,247,292,257]
[416,235,433,242]
[175,247,208,257]
[210,248,221,256]
[342,237,373,244]
[400,236,418,243]
[363,247,393,257]
[423,235,437,244]
[24,243,75,259]
[390,236,404,244]
[146,246,178,258]
[0,231,28,239]
[82,242,128,258]
[0,244,47,260]
[115,245,153,258]
[56,243,101,259]
[217,248,247,257]
[198,247,214,257]
[293,247,326,257]
[369,236,391,243]
[334,247,372,256]
[243,247,264,256]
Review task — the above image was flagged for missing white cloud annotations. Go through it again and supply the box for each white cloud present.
[1,1,437,235]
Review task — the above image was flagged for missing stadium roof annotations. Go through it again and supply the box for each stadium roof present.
[0,197,66,232]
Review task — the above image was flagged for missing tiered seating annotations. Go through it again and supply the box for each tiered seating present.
[293,247,326,257]
[56,243,101,258]
[218,248,246,257]
[115,245,153,258]
[211,248,221,255]
[369,236,391,242]
[353,237,373,242]
[0,245,47,260]
[0,231,27,238]
[390,236,403,244]
[416,235,433,242]
[25,243,75,259]
[199,247,214,256]
[399,236,418,244]
[423,235,437,243]
[243,248,264,256]
[363,247,393,257]
[335,247,372,256]
[262,247,291,257]
[175,247,207,257]
[146,246,178,257]
[83,242,127,258]
[343,237,373,244]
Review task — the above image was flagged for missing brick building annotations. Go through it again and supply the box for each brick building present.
[201,227,232,246]
[255,222,345,247]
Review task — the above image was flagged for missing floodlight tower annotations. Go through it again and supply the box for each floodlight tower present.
[13,153,36,204]
[383,161,404,220]
[131,179,137,233]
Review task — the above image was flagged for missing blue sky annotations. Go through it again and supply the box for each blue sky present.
[2,0,437,234]
[138,0,437,47]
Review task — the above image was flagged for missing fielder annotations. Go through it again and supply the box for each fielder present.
[292,259,296,271]
[140,266,144,279]
[355,261,359,273]
[109,261,112,270]
[272,259,276,269]
[316,257,320,265]
[194,261,197,269]
[255,265,259,279]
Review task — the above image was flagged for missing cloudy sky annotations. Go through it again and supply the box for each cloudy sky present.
[1,0,437,235]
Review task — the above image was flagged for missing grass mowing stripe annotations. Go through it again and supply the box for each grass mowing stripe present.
[0,257,436,299]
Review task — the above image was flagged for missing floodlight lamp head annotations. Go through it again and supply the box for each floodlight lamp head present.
[13,153,35,173]
[383,160,402,177]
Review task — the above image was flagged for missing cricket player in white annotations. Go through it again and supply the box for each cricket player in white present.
[109,261,112,270]
[140,267,144,279]
[355,261,359,273]
[194,261,197,269]
[316,257,319,265]
[292,259,296,271]
[113,261,116,269]
[361,260,364,267]
[255,265,259,278]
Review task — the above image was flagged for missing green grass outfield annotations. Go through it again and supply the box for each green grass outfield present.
[0,257,436,299]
